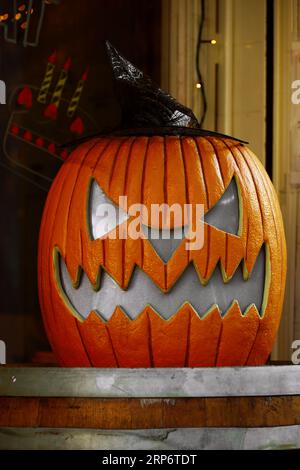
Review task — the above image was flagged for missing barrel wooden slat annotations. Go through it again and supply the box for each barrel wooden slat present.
[1,396,300,429]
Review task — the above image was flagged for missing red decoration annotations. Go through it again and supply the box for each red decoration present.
[10,125,19,135]
[63,57,72,71]
[48,143,56,154]
[23,130,32,141]
[35,137,44,147]
[44,102,58,120]
[48,50,57,64]
[60,149,69,160]
[70,116,84,136]
[81,66,90,82]
[17,86,32,109]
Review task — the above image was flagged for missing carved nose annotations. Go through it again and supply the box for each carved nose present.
[142,225,186,262]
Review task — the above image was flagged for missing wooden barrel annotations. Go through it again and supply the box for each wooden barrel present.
[0,365,300,450]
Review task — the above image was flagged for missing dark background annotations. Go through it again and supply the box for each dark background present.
[0,0,161,363]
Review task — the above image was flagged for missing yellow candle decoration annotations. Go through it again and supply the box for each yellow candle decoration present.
[37,50,57,104]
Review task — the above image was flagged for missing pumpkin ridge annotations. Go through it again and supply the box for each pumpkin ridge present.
[146,310,154,367]
[243,145,282,265]
[178,137,191,267]
[105,323,120,367]
[214,322,224,366]
[183,137,209,211]
[205,225,211,279]
[234,143,265,237]
[116,138,137,289]
[223,140,263,275]
[193,137,209,208]
[192,138,211,279]
[74,320,92,366]
[64,139,103,283]
[184,309,192,366]
[108,137,134,192]
[202,137,226,188]
[138,138,150,270]
[38,163,67,351]
[206,137,226,184]
[196,137,226,207]
[262,169,287,312]
[240,147,279,265]
[216,301,260,366]
[245,305,263,365]
[49,142,99,365]
[65,146,97,276]
[206,137,237,188]
[237,148,283,363]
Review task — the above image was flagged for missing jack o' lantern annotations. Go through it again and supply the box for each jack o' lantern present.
[38,43,286,367]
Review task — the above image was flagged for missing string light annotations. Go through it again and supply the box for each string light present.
[199,39,217,44]
[196,0,207,128]
[196,1,218,127]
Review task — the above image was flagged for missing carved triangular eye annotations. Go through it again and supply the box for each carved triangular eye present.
[204,178,240,235]
[89,180,129,240]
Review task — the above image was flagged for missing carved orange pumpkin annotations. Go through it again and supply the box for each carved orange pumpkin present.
[38,134,286,367]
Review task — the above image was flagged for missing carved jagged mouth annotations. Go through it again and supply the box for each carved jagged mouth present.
[54,244,269,321]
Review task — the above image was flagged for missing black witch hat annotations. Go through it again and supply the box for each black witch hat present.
[106,41,199,130]
[63,41,246,146]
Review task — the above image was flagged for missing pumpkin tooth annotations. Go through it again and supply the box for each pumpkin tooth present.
[81,237,104,288]
[147,305,190,367]
[106,307,152,367]
[216,301,260,366]
[243,303,260,318]
[244,242,265,279]
[63,252,81,288]
[60,258,81,289]
[77,310,118,367]
[89,267,102,292]
[222,239,246,281]
[188,305,222,367]
[56,243,267,321]
[74,302,262,368]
